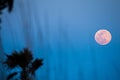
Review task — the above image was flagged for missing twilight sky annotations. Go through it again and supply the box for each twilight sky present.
[1,0,120,80]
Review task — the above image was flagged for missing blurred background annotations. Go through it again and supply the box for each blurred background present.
[0,0,120,80]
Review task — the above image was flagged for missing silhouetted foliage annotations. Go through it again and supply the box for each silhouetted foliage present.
[7,72,18,80]
[3,48,43,80]
[0,0,14,24]
[0,0,14,12]
[30,59,43,75]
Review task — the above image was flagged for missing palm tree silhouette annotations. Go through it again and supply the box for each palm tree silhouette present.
[4,48,43,80]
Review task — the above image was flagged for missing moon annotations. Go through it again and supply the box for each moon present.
[95,29,112,45]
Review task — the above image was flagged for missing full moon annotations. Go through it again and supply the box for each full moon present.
[95,29,112,45]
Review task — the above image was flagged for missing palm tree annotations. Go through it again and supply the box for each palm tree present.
[3,48,43,80]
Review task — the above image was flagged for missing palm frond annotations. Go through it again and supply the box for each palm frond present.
[30,59,43,74]
[4,48,43,79]
[18,48,33,68]
[4,51,20,68]
[7,72,18,80]
[0,0,14,12]
[8,0,14,12]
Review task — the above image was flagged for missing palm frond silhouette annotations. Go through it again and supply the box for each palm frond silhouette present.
[4,48,43,80]
[0,0,14,24]
[0,0,14,12]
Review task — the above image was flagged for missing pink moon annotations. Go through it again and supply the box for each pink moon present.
[95,29,112,45]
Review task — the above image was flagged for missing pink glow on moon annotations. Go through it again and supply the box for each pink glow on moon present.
[95,29,112,45]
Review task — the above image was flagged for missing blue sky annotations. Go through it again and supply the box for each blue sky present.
[1,0,120,80]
